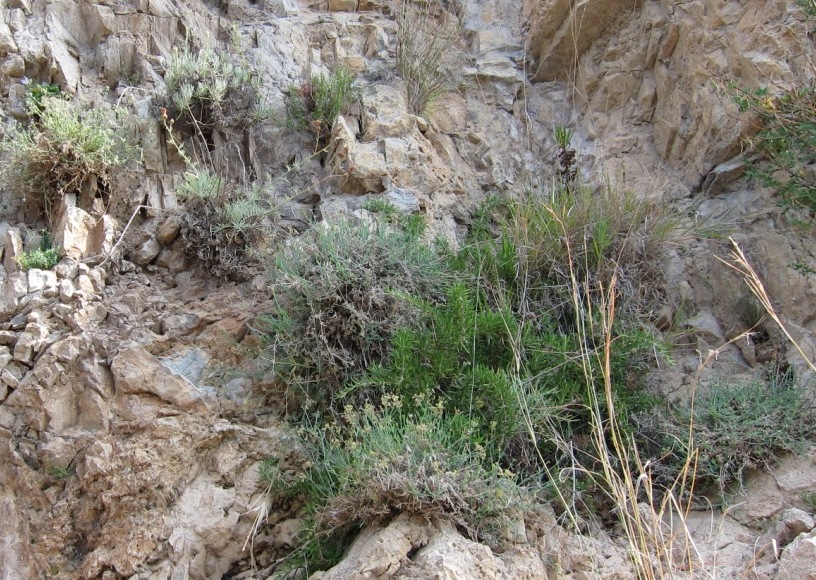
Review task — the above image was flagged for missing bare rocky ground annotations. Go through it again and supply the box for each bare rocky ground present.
[2,0,816,577]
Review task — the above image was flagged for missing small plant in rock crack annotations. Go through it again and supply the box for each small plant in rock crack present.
[554,125,577,191]
[640,368,816,500]
[286,66,359,145]
[396,0,466,114]
[16,231,59,271]
[47,464,72,480]
[161,32,265,159]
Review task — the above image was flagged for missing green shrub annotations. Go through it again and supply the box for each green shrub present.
[260,215,450,412]
[287,67,358,143]
[734,83,816,210]
[27,83,62,116]
[260,187,678,572]
[178,175,276,281]
[396,0,465,114]
[16,233,59,271]
[0,95,131,215]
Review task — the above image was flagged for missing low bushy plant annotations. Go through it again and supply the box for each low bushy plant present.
[16,233,59,271]
[267,398,532,575]
[260,216,449,412]
[0,95,132,216]
[178,173,277,281]
[639,369,815,498]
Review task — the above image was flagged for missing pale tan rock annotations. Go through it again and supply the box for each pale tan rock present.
[156,215,181,246]
[315,513,432,579]
[12,322,49,365]
[131,237,161,266]
[0,496,39,579]
[361,83,415,142]
[111,347,205,415]
[3,228,22,275]
[775,529,816,580]
[395,520,501,579]
[328,0,357,11]
[53,205,97,260]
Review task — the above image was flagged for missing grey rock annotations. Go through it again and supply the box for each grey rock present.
[131,238,161,266]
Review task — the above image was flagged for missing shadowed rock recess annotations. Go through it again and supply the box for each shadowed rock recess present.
[1,0,816,578]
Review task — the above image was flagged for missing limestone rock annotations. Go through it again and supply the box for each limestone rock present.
[131,237,161,266]
[361,83,415,142]
[3,228,22,275]
[53,205,97,261]
[0,345,11,372]
[27,269,57,298]
[111,347,206,418]
[775,529,816,580]
[395,520,502,579]
[156,215,181,246]
[526,0,645,82]
[382,187,420,214]
[328,0,357,11]
[13,322,49,365]
[313,513,432,579]
[0,496,39,579]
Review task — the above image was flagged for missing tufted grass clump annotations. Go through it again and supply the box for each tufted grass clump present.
[396,0,465,114]
[0,94,132,216]
[265,398,533,576]
[286,67,358,144]
[734,83,816,211]
[640,369,816,499]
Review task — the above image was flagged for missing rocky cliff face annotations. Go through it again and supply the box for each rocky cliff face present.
[1,0,816,578]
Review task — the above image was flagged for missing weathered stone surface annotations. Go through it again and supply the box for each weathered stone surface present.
[87,267,106,292]
[0,345,11,372]
[328,0,357,11]
[155,246,187,272]
[314,514,432,579]
[775,529,816,580]
[13,323,49,365]
[395,520,501,579]
[756,508,815,563]
[54,260,78,281]
[131,237,161,266]
[361,83,415,142]
[525,0,645,82]
[53,205,97,260]
[3,228,22,274]
[27,269,57,297]
[382,187,420,214]
[0,496,39,579]
[156,215,181,246]
[75,274,95,295]
[58,279,76,303]
[111,347,205,416]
